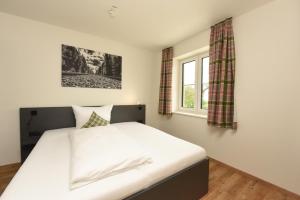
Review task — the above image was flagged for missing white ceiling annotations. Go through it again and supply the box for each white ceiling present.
[0,0,274,50]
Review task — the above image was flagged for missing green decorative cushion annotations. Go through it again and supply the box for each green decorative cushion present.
[81,112,109,128]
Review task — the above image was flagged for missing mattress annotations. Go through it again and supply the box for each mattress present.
[1,122,206,200]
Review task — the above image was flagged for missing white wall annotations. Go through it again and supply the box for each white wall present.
[0,12,158,165]
[154,0,300,195]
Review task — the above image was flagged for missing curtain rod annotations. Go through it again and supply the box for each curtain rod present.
[162,17,233,50]
[211,17,233,27]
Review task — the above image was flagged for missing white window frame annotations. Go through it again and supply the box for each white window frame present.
[177,52,209,116]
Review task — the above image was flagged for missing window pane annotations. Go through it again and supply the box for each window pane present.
[183,85,195,108]
[183,61,195,85]
[201,57,209,110]
[182,60,196,108]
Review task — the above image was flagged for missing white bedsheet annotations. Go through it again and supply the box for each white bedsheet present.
[1,122,206,200]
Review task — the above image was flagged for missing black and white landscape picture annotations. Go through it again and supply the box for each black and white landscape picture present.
[61,44,122,89]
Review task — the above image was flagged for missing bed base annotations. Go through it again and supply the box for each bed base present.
[125,158,209,200]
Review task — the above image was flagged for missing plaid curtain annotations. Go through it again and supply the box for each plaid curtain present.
[158,47,173,115]
[207,18,236,129]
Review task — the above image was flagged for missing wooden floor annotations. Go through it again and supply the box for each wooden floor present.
[0,160,299,199]
[0,163,21,195]
[201,159,300,200]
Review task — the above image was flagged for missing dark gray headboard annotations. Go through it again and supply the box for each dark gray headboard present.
[20,105,145,162]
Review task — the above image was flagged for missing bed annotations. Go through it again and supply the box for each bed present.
[1,105,208,200]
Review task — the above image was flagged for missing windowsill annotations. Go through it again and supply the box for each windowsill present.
[173,111,207,119]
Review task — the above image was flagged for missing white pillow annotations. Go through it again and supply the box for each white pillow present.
[72,105,113,129]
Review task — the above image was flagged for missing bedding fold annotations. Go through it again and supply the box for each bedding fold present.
[69,125,152,189]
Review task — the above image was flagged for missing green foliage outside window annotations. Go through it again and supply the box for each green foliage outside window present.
[202,99,208,110]
[183,86,195,108]
[201,86,209,110]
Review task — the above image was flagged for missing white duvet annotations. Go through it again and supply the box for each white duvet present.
[69,125,152,189]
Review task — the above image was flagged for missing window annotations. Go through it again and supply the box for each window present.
[178,53,209,115]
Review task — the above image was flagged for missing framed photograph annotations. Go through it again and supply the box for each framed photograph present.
[61,44,122,89]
